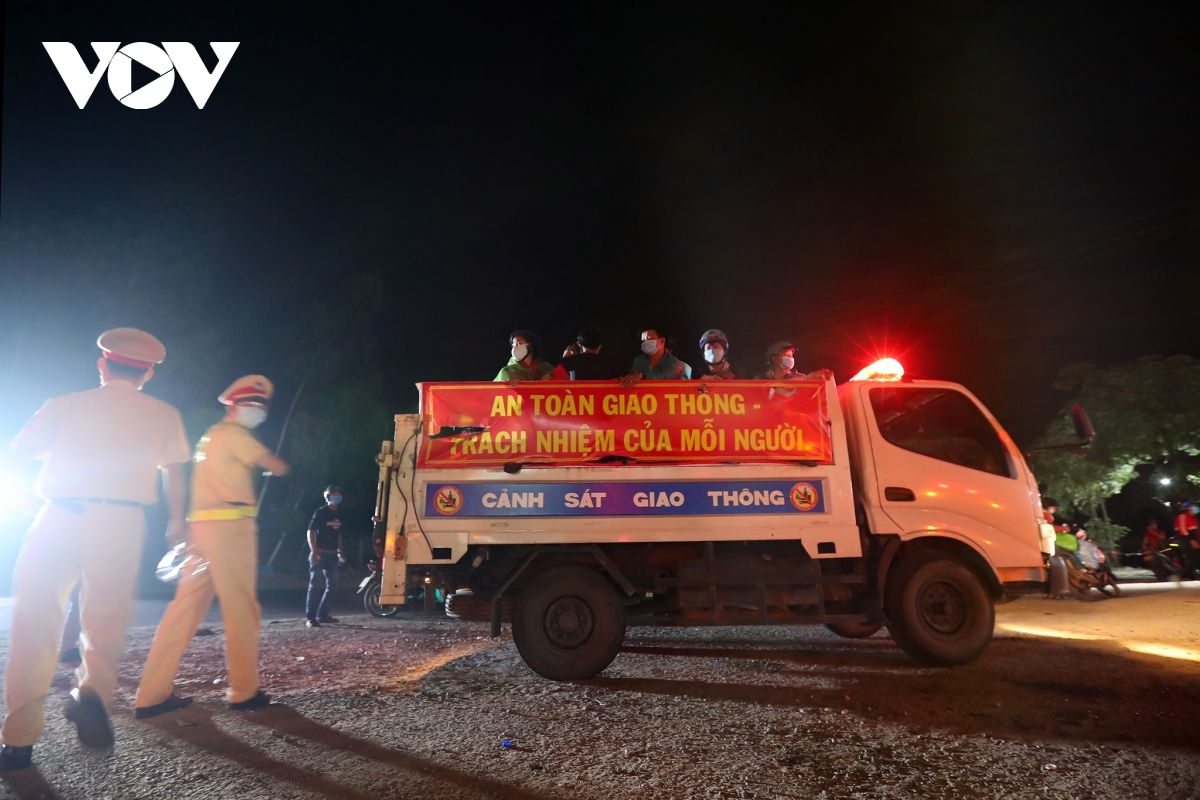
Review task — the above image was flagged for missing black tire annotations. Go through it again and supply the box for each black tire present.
[511,566,626,681]
[445,589,514,622]
[363,581,400,617]
[824,620,884,639]
[884,551,994,666]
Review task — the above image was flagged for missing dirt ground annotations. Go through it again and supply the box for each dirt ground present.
[3,580,1200,800]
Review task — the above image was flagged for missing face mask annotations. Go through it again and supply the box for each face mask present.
[327,495,343,506]
[236,405,267,429]
[512,344,529,362]
[704,347,725,365]
[640,339,659,355]
[779,355,795,370]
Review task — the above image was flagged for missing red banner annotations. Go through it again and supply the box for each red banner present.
[416,380,832,467]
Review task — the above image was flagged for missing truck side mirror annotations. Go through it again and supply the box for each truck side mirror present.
[1026,404,1096,457]
[1070,404,1094,446]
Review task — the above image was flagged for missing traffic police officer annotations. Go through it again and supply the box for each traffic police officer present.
[133,375,289,719]
[1,328,190,771]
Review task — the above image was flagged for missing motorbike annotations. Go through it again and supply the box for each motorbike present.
[357,559,446,616]
[357,558,400,617]
[1056,530,1120,598]
[1063,554,1120,597]
[1061,535,1120,598]
[1146,538,1198,582]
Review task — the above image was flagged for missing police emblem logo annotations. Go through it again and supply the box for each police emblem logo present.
[433,486,463,515]
[789,482,818,511]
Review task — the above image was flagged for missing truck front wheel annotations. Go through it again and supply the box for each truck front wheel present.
[884,552,994,666]
[512,566,626,681]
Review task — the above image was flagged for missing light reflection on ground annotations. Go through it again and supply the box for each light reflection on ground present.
[996,580,1200,664]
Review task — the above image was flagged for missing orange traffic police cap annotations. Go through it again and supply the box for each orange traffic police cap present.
[96,328,166,369]
[219,374,274,406]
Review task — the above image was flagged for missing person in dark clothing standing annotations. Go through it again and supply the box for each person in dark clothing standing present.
[305,485,345,627]
[555,329,622,380]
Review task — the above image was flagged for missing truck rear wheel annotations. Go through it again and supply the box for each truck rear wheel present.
[511,566,626,681]
[884,552,993,666]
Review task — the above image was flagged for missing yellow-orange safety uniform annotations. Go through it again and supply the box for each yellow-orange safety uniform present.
[2,382,189,747]
[135,420,272,706]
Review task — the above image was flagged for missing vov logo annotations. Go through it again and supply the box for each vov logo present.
[42,42,239,109]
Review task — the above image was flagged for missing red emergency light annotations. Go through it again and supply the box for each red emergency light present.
[850,357,905,382]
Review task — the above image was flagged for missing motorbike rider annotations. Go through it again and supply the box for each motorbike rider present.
[1042,498,1086,599]
[1043,498,1079,564]
[1172,501,1200,579]
[1070,527,1120,596]
[1075,529,1114,578]
[1141,519,1167,567]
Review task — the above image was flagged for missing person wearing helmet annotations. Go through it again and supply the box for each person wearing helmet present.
[756,340,802,380]
[305,485,346,627]
[696,329,736,380]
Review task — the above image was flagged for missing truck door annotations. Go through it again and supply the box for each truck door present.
[863,385,1040,566]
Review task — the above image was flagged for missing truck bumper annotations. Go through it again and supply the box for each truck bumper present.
[1000,580,1048,601]
[996,565,1048,601]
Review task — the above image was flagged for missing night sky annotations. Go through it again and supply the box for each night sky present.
[2,2,1197,448]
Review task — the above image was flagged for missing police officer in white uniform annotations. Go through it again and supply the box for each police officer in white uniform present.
[1,329,190,772]
[133,375,289,719]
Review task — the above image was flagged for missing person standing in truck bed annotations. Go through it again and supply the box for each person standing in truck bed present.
[621,326,689,386]
[495,330,555,384]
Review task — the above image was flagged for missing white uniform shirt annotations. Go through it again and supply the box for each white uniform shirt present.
[10,381,190,504]
[189,420,271,511]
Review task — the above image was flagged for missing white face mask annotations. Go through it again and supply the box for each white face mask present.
[704,347,724,365]
[640,339,659,355]
[512,344,529,362]
[236,405,267,429]
[779,355,795,370]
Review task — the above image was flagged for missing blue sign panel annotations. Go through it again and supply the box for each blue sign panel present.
[424,479,826,518]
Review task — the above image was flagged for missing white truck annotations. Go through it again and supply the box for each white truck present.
[373,360,1078,680]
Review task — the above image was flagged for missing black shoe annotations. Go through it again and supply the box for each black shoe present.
[134,693,194,720]
[229,690,270,712]
[305,618,320,628]
[317,616,339,624]
[59,647,81,664]
[63,688,114,748]
[0,745,33,772]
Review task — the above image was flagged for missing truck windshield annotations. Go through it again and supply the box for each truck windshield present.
[869,387,1012,478]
